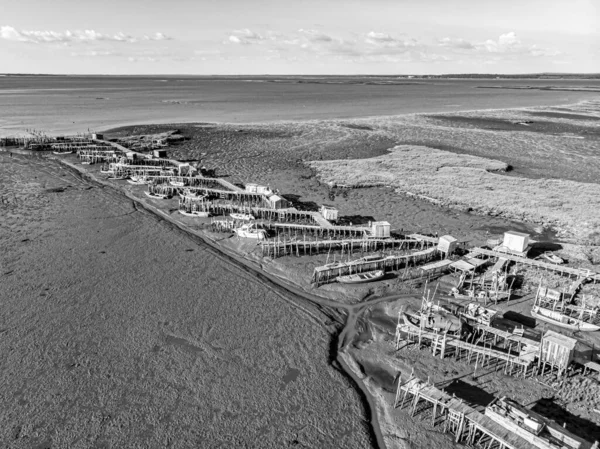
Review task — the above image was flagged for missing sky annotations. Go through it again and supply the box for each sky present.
[0,0,598,75]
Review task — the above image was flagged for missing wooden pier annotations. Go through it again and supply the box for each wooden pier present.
[395,323,538,378]
[470,247,600,282]
[261,236,427,258]
[312,246,438,285]
[394,375,539,449]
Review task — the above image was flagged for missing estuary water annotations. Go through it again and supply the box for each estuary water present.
[1,75,599,136]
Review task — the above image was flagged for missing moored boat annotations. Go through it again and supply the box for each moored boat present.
[52,151,73,155]
[337,270,385,284]
[234,223,267,240]
[145,191,169,200]
[460,302,498,326]
[169,180,185,187]
[539,251,564,264]
[179,209,210,218]
[230,212,255,221]
[531,305,600,331]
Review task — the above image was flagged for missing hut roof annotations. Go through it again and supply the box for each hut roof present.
[450,260,475,272]
[440,235,458,243]
[543,330,577,350]
[268,194,283,202]
[466,257,488,268]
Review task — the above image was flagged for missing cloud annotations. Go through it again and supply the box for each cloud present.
[437,32,559,57]
[365,31,417,48]
[226,28,270,45]
[437,37,475,50]
[298,29,334,43]
[0,25,170,44]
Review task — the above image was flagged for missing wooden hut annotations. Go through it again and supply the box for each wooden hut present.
[267,194,288,210]
[538,330,576,377]
[245,183,258,193]
[153,149,167,158]
[503,231,530,254]
[437,235,458,257]
[320,205,338,221]
[371,221,390,238]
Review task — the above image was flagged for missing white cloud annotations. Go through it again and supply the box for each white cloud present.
[437,32,559,58]
[298,29,334,43]
[437,37,475,50]
[226,28,271,45]
[365,31,416,48]
[0,25,170,44]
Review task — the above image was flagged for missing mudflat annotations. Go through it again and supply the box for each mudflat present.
[0,154,372,448]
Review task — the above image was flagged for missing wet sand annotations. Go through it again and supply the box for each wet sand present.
[0,153,373,448]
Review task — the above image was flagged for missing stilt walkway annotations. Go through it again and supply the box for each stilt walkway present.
[396,323,538,378]
[394,375,538,449]
[470,247,600,282]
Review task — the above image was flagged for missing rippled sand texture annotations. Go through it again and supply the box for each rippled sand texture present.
[0,154,371,448]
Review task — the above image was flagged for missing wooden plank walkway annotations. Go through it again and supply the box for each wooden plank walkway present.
[395,377,538,449]
[470,247,600,281]
[312,246,438,285]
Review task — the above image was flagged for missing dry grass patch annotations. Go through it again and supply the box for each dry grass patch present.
[308,145,600,242]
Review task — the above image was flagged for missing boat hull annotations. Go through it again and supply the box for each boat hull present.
[179,210,210,218]
[337,270,385,284]
[532,306,600,331]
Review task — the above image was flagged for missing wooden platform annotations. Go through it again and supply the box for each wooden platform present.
[470,248,600,282]
[395,376,538,449]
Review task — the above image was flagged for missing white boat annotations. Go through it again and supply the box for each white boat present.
[532,305,600,331]
[179,210,210,218]
[337,270,385,284]
[539,252,564,264]
[230,213,255,221]
[127,175,148,185]
[460,302,498,326]
[235,223,266,240]
[145,191,169,200]
[169,180,185,187]
[52,151,73,155]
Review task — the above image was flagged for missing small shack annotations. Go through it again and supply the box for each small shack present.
[92,133,104,140]
[153,149,167,158]
[320,205,338,221]
[256,185,273,195]
[125,151,137,160]
[371,221,390,238]
[267,194,288,210]
[466,257,489,272]
[539,330,576,377]
[245,183,258,193]
[437,235,458,257]
[503,231,530,254]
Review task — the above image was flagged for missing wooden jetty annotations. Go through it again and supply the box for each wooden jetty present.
[394,375,538,449]
[470,247,600,282]
[395,322,538,377]
[312,246,438,285]
[261,236,427,258]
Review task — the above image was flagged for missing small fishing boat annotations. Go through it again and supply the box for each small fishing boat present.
[337,270,385,284]
[486,396,587,449]
[460,302,498,326]
[539,252,564,264]
[127,175,148,185]
[52,150,73,155]
[234,223,267,240]
[107,173,128,180]
[145,191,169,200]
[401,312,462,334]
[230,213,255,221]
[169,180,185,187]
[179,209,210,218]
[531,305,600,331]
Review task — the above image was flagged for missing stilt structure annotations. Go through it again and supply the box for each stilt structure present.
[394,375,539,449]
